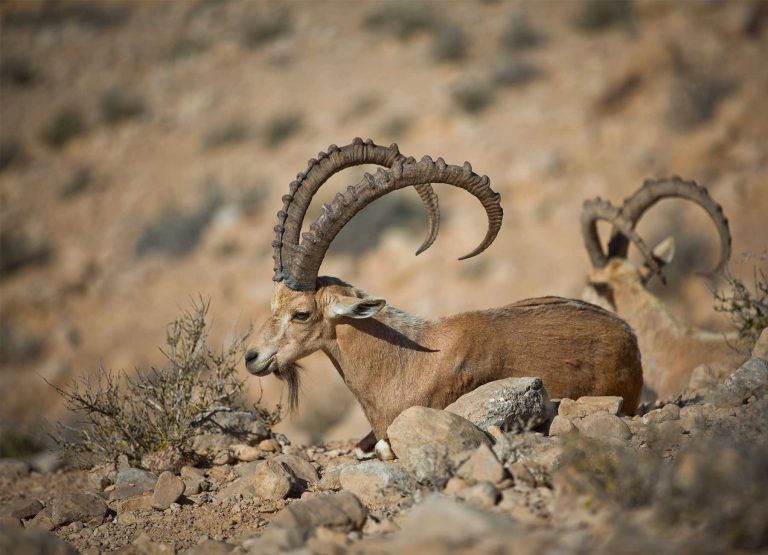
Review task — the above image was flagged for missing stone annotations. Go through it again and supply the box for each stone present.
[642,403,680,424]
[111,492,153,514]
[219,459,297,501]
[508,461,536,488]
[679,405,709,433]
[558,396,624,418]
[687,362,734,394]
[0,459,30,479]
[130,532,174,555]
[272,491,367,533]
[114,468,158,493]
[49,492,108,527]
[230,444,264,462]
[548,415,577,437]
[459,481,498,509]
[259,438,281,452]
[456,444,506,484]
[444,377,547,431]
[151,471,185,510]
[577,412,632,441]
[87,464,115,492]
[273,454,320,486]
[443,477,469,496]
[180,466,206,496]
[318,466,346,491]
[387,406,490,484]
[752,328,768,360]
[27,451,65,475]
[0,498,43,520]
[707,357,768,407]
[184,540,235,555]
[26,508,55,531]
[0,515,22,528]
[0,527,78,555]
[339,462,415,504]
[241,527,306,554]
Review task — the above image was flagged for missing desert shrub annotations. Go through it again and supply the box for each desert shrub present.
[169,37,210,61]
[242,6,292,48]
[49,299,276,465]
[0,140,25,173]
[100,88,146,125]
[572,0,633,32]
[203,120,251,149]
[0,427,43,458]
[431,25,468,62]
[492,58,540,87]
[0,321,44,364]
[713,256,768,349]
[4,2,129,30]
[666,70,735,131]
[450,78,495,114]
[61,166,93,199]
[378,113,412,139]
[262,112,303,149]
[135,191,221,257]
[340,94,381,123]
[0,228,52,277]
[40,108,87,149]
[0,55,37,87]
[500,11,544,51]
[362,1,434,40]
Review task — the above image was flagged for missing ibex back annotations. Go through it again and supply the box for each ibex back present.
[246,139,643,443]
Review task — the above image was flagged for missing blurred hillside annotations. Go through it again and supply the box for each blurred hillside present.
[1,0,766,444]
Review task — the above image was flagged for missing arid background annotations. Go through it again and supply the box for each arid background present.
[1,0,767,446]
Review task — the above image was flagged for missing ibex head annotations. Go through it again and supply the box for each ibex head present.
[580,176,731,309]
[245,138,503,408]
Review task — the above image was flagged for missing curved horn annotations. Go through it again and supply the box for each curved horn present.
[273,138,440,282]
[607,176,731,275]
[413,182,440,255]
[284,156,503,291]
[581,197,664,281]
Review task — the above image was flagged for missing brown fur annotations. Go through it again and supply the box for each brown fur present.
[249,278,643,439]
[584,259,746,401]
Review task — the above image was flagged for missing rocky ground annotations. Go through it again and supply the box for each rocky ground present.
[2,333,767,555]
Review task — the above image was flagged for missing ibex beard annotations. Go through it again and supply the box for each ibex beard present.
[246,138,644,448]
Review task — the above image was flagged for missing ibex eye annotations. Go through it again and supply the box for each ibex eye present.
[292,312,310,322]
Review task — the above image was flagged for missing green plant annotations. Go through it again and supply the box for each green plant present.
[40,108,87,149]
[49,299,276,465]
[713,256,768,350]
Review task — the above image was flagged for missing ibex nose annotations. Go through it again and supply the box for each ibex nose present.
[245,350,259,366]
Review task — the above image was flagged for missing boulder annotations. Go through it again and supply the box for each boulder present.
[752,328,768,360]
[272,454,319,486]
[445,377,547,431]
[707,357,768,407]
[272,491,367,533]
[558,396,624,418]
[229,444,264,462]
[111,468,158,500]
[0,498,44,520]
[459,481,498,509]
[339,461,415,504]
[548,415,577,437]
[387,406,490,484]
[49,492,108,527]
[151,471,185,510]
[218,459,297,501]
[456,444,505,484]
[0,527,78,555]
[577,412,632,442]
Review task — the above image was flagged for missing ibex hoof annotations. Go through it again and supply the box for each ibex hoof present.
[354,447,376,461]
[374,439,395,461]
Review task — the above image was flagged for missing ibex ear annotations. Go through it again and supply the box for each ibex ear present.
[652,236,675,266]
[327,296,386,319]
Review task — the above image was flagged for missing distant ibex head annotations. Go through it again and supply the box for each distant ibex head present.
[245,138,502,408]
[581,176,731,309]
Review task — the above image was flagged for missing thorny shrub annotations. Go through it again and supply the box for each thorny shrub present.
[713,254,768,350]
[49,299,279,466]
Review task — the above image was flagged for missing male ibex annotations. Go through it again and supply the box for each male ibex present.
[581,177,745,401]
[246,138,643,454]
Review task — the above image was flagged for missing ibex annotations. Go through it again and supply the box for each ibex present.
[581,177,746,401]
[246,138,643,455]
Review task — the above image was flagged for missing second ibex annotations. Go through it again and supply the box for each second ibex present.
[246,139,643,457]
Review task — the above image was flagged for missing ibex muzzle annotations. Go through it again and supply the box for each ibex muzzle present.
[248,138,644,442]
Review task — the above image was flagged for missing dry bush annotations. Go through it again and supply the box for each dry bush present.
[0,140,25,173]
[500,11,544,51]
[49,299,276,466]
[40,107,88,149]
[713,255,768,350]
[242,6,293,49]
[60,166,93,199]
[262,112,303,149]
[100,88,146,125]
[0,227,52,277]
[492,59,540,88]
[572,0,634,32]
[0,55,38,87]
[363,1,434,40]
[450,78,495,114]
[431,25,469,62]
[203,120,251,150]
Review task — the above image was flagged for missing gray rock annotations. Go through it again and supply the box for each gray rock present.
[151,471,185,510]
[578,412,632,442]
[456,444,505,484]
[318,465,347,491]
[558,396,624,418]
[50,492,108,527]
[26,451,65,475]
[272,491,367,533]
[642,403,680,424]
[115,468,158,491]
[0,459,30,479]
[0,498,43,519]
[272,454,319,486]
[0,527,78,555]
[339,461,415,504]
[218,459,297,501]
[687,362,734,394]
[387,406,490,484]
[26,508,55,531]
[445,377,547,431]
[707,356,768,407]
